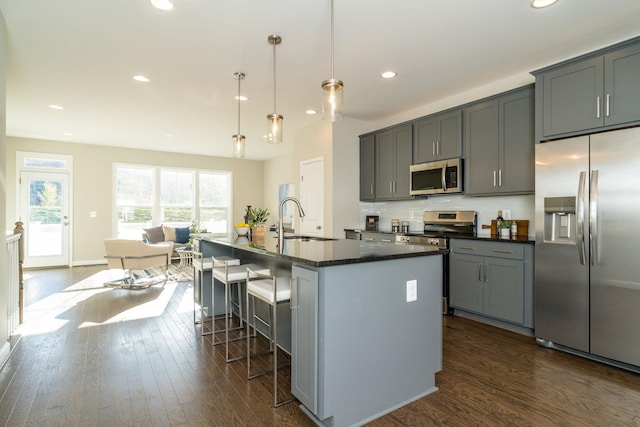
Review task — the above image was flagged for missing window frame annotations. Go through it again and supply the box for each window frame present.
[113,163,232,239]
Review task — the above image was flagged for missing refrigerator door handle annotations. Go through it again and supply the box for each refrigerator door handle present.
[577,171,587,265]
[590,170,599,266]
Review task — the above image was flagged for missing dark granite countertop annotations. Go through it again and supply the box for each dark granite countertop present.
[197,233,445,267]
[344,228,535,244]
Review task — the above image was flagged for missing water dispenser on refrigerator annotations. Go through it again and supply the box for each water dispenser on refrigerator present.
[543,196,576,243]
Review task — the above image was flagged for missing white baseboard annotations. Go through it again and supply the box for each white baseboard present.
[0,341,10,371]
[73,260,108,267]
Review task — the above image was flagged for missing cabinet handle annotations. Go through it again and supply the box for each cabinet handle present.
[493,170,497,187]
[370,183,374,195]
[432,141,436,156]
[498,169,502,187]
[606,93,610,117]
[458,246,476,250]
[484,264,488,283]
[390,181,393,193]
[436,140,440,156]
[381,238,392,243]
[364,237,374,241]
[478,263,482,281]
[596,96,601,119]
[493,249,513,254]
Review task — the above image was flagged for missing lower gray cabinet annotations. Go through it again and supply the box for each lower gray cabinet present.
[449,239,533,328]
[291,265,318,413]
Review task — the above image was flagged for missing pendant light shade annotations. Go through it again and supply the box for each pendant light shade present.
[266,35,283,144]
[322,0,343,122]
[232,72,246,159]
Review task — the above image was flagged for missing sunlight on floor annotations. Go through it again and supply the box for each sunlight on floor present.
[21,269,194,335]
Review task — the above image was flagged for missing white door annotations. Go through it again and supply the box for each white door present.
[20,171,71,267]
[300,158,324,236]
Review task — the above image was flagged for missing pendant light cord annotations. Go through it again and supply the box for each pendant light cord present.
[330,0,335,79]
[273,41,277,113]
[237,75,241,135]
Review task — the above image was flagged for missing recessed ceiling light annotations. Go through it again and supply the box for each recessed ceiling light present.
[133,75,150,82]
[63,132,73,136]
[531,0,559,8]
[235,95,248,101]
[306,109,317,115]
[381,71,397,79]
[150,0,174,11]
[48,104,64,110]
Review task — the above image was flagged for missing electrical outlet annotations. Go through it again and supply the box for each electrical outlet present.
[503,209,512,220]
[406,280,417,302]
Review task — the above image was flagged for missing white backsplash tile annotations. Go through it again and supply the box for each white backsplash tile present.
[359,194,534,237]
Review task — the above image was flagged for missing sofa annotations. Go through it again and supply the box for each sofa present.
[143,224,191,260]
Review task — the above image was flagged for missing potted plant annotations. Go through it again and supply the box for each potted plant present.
[245,206,269,241]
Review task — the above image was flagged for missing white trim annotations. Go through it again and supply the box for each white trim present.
[73,259,108,267]
[0,342,10,371]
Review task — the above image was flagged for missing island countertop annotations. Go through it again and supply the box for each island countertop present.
[196,233,444,267]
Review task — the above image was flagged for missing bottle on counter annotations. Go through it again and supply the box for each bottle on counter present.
[391,219,400,233]
[496,210,504,237]
[511,221,518,239]
[401,221,410,233]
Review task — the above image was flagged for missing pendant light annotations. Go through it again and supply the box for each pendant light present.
[266,35,283,144]
[321,0,343,122]
[232,72,246,159]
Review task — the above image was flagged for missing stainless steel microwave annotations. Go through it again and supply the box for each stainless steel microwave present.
[410,158,462,196]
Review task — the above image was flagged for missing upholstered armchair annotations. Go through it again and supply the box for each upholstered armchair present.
[104,239,174,288]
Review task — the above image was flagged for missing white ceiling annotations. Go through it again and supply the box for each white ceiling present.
[1,0,639,160]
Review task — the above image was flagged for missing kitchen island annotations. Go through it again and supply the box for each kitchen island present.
[196,233,445,427]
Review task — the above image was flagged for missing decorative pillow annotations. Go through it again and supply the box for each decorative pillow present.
[163,225,176,242]
[175,226,191,244]
[144,226,164,244]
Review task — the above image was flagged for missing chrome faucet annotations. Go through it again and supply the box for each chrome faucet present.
[278,196,305,251]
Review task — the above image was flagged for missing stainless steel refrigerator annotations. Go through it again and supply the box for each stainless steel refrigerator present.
[535,127,640,370]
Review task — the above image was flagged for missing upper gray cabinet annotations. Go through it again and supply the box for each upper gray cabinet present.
[533,37,640,140]
[359,135,375,201]
[359,124,412,201]
[463,86,534,195]
[375,124,412,200]
[413,110,462,164]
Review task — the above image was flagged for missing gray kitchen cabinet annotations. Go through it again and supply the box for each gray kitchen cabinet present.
[413,109,462,164]
[534,38,640,140]
[449,239,533,328]
[360,231,394,243]
[359,134,375,201]
[463,86,534,195]
[291,265,319,414]
[374,124,412,200]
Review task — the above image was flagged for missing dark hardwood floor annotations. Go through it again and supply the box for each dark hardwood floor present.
[2,265,640,426]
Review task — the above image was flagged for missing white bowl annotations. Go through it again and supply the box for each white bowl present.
[234,227,250,236]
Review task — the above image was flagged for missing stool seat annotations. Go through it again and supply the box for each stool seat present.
[194,256,240,271]
[213,263,269,283]
[246,277,291,303]
[246,267,295,407]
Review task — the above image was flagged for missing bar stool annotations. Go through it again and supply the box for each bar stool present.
[245,266,296,407]
[212,257,270,363]
[192,251,239,336]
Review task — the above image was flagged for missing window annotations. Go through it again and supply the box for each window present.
[114,164,231,239]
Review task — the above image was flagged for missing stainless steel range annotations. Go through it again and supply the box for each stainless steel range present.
[396,210,477,313]
[395,210,477,247]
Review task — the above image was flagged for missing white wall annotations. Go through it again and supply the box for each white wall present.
[6,137,265,265]
[0,9,10,367]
